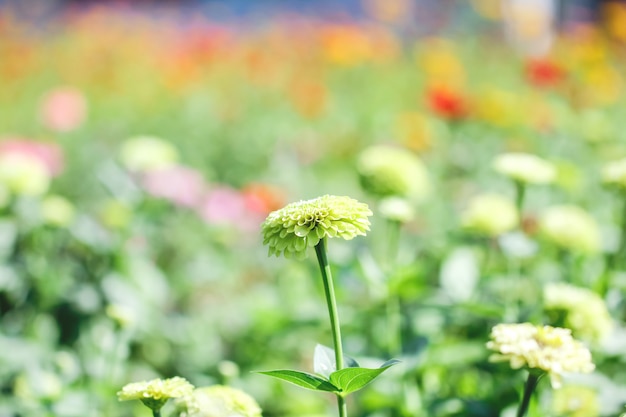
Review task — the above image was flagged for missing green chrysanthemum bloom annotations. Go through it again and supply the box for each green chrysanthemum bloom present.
[461,193,518,237]
[551,385,599,417]
[493,152,556,185]
[174,385,262,417]
[602,157,626,190]
[117,377,194,412]
[378,196,415,223]
[538,205,601,254]
[487,323,594,389]
[262,195,372,259]
[357,145,430,199]
[544,283,612,343]
[120,135,179,172]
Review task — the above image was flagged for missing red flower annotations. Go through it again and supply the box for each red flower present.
[525,58,566,88]
[425,85,469,120]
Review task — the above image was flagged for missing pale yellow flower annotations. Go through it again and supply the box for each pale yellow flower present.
[357,145,430,200]
[538,205,601,254]
[119,136,179,172]
[487,323,594,388]
[0,153,50,196]
[551,385,599,417]
[41,195,75,227]
[602,157,626,189]
[461,193,518,236]
[175,385,262,417]
[493,152,556,184]
[378,196,415,223]
[544,283,612,343]
[118,377,194,412]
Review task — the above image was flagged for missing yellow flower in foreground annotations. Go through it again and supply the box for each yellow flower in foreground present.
[544,283,612,343]
[487,323,594,388]
[118,377,194,412]
[174,385,262,417]
[538,205,600,254]
[461,193,518,237]
[493,152,556,185]
[262,195,372,259]
[119,135,179,172]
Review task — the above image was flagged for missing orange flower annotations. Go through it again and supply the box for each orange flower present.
[288,76,328,119]
[242,184,286,216]
[425,85,469,121]
[525,58,566,88]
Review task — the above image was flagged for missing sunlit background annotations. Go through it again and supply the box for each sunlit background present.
[3,0,626,416]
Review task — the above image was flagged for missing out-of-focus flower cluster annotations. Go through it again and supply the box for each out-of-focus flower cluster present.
[543,282,612,343]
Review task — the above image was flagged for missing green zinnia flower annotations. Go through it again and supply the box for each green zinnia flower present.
[117,377,195,412]
[357,145,430,199]
[174,385,262,417]
[262,195,372,259]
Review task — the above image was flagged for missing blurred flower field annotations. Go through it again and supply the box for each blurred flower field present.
[3,2,626,416]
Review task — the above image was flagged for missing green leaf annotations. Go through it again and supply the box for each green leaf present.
[313,344,360,378]
[255,369,339,393]
[329,360,401,396]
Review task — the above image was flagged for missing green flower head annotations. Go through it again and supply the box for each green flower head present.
[493,152,556,185]
[602,157,626,190]
[544,283,612,343]
[262,195,372,259]
[538,205,601,254]
[117,377,195,412]
[551,385,599,417]
[461,193,518,237]
[357,145,430,199]
[174,385,262,417]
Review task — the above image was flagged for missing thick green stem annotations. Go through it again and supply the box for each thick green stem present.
[153,410,162,417]
[314,238,347,417]
[516,373,542,417]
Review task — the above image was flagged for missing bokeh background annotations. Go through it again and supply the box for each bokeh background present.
[3,0,626,416]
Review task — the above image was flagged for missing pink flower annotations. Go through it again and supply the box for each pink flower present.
[139,165,205,208]
[0,138,64,176]
[39,86,87,132]
[197,186,262,231]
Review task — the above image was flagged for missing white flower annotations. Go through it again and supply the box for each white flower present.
[538,205,600,253]
[119,136,179,172]
[461,193,518,236]
[487,323,595,388]
[493,152,556,184]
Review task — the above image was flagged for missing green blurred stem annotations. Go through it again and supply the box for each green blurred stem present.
[153,411,161,417]
[516,373,542,417]
[617,194,626,264]
[314,238,347,417]
[386,219,402,356]
[598,193,626,295]
[514,181,526,214]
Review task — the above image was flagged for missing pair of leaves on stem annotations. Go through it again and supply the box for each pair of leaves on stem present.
[256,345,399,398]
